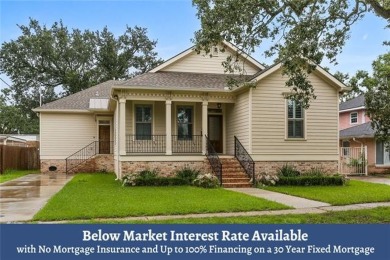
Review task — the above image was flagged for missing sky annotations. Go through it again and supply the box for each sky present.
[0,0,389,91]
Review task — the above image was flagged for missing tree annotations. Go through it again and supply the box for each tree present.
[0,96,38,134]
[0,18,163,133]
[363,52,390,147]
[192,0,390,108]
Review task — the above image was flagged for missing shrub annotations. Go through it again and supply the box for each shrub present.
[257,173,279,186]
[135,177,188,186]
[277,175,347,186]
[122,173,139,187]
[175,167,200,183]
[193,173,220,188]
[301,167,326,177]
[138,169,158,179]
[277,164,300,177]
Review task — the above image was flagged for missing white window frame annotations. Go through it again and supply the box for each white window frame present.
[133,103,154,140]
[350,112,358,124]
[286,99,305,139]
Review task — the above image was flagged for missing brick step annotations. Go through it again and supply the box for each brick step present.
[222,166,243,170]
[222,178,251,184]
[222,183,252,188]
[222,173,249,178]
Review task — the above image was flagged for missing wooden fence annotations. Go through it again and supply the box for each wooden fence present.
[0,145,40,174]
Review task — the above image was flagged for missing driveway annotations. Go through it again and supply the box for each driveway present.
[0,173,72,223]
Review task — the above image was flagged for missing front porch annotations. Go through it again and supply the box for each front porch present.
[116,90,236,156]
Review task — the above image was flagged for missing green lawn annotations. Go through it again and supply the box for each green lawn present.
[33,173,289,221]
[0,169,39,183]
[264,180,390,205]
[74,207,390,224]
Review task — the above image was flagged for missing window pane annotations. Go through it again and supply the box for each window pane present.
[288,120,294,137]
[294,120,304,138]
[136,107,143,122]
[177,106,193,139]
[295,103,302,119]
[351,112,358,123]
[144,107,152,122]
[136,123,151,140]
[288,100,294,118]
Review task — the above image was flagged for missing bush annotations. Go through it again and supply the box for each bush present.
[122,173,139,187]
[175,167,200,183]
[138,169,158,179]
[277,164,300,177]
[277,175,347,186]
[193,173,220,188]
[301,167,326,177]
[135,177,189,186]
[257,173,279,186]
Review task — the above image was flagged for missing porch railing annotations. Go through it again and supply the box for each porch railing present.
[65,141,113,174]
[172,135,202,153]
[126,135,166,153]
[206,135,222,185]
[234,136,255,185]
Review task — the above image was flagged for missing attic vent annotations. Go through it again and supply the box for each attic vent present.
[212,46,219,57]
[89,98,109,110]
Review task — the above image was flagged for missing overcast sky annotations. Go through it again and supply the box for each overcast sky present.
[1,0,389,91]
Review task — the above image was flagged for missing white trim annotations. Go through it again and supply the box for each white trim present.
[33,109,93,113]
[149,40,265,73]
[285,98,306,140]
[350,112,358,125]
[339,106,365,113]
[248,87,253,153]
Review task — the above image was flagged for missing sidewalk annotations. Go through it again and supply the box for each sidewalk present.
[349,176,390,185]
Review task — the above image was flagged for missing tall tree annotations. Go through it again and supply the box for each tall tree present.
[0,18,163,133]
[192,0,390,108]
[363,52,390,147]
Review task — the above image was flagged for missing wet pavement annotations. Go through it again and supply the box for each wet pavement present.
[0,174,73,223]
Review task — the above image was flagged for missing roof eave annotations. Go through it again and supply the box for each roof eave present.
[112,85,231,93]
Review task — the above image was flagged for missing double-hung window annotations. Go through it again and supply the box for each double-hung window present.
[350,112,358,124]
[135,105,152,140]
[287,99,304,138]
[177,106,193,140]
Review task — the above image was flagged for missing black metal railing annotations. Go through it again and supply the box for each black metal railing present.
[126,135,166,153]
[234,136,255,185]
[206,135,222,185]
[65,141,113,174]
[172,135,202,153]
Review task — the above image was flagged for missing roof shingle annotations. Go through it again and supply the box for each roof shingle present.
[340,122,375,138]
[339,95,365,111]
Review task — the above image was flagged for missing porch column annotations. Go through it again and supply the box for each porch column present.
[202,100,208,155]
[119,98,126,156]
[165,99,172,155]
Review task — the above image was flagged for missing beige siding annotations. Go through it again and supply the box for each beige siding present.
[226,91,250,154]
[125,101,133,135]
[251,69,339,159]
[40,113,97,158]
[161,48,259,75]
[126,101,166,135]
[154,101,166,135]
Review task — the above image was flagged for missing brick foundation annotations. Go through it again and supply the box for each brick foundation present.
[41,154,114,174]
[255,160,339,177]
[121,160,211,177]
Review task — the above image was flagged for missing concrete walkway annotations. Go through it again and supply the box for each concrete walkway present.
[226,188,330,208]
[0,174,73,223]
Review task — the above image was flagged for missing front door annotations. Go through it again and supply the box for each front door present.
[99,125,110,154]
[208,115,223,153]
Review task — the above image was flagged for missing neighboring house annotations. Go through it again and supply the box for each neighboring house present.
[0,135,27,147]
[34,41,348,186]
[339,95,390,173]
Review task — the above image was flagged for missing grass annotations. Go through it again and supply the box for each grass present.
[73,207,390,224]
[33,173,289,221]
[0,169,39,183]
[264,180,390,205]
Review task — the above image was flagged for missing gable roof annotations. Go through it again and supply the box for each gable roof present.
[150,40,265,73]
[339,95,365,112]
[340,122,375,139]
[116,72,249,91]
[34,80,118,111]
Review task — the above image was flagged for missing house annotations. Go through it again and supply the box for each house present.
[33,41,348,186]
[339,95,390,174]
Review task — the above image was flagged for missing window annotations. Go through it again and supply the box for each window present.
[287,99,304,138]
[376,141,390,165]
[177,106,193,139]
[342,141,350,156]
[135,105,152,140]
[212,46,219,56]
[350,112,358,124]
